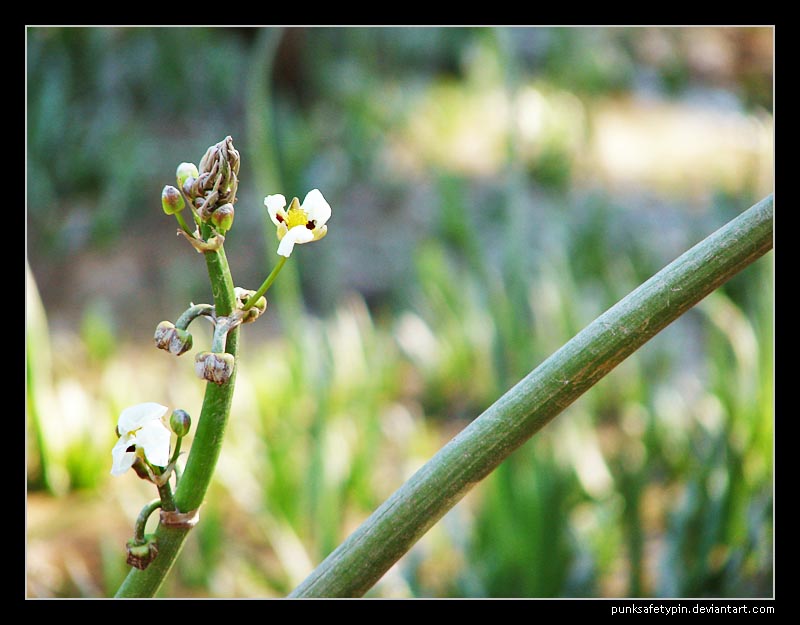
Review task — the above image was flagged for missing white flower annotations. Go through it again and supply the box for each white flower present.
[264,189,331,257]
[111,403,171,476]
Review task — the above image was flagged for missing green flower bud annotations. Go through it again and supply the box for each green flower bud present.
[211,203,235,233]
[154,321,193,356]
[170,409,192,437]
[161,185,185,215]
[194,351,235,385]
[176,162,199,190]
[126,535,159,570]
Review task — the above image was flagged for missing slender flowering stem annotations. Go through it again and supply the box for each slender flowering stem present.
[115,244,239,598]
[169,437,182,469]
[152,466,176,512]
[174,211,194,236]
[175,304,215,330]
[180,188,203,227]
[211,318,232,353]
[242,256,286,312]
[115,138,248,596]
[133,500,163,544]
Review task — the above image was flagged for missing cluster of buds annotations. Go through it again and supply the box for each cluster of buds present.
[161,136,240,236]
[183,136,240,230]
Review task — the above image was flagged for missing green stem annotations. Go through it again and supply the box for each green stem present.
[242,255,287,311]
[210,317,232,353]
[180,188,202,227]
[175,304,215,330]
[156,480,176,513]
[174,211,193,236]
[170,436,183,467]
[133,500,163,544]
[289,194,774,598]
[114,245,239,598]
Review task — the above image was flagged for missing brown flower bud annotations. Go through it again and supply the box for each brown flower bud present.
[154,321,193,356]
[194,351,235,385]
[126,535,159,570]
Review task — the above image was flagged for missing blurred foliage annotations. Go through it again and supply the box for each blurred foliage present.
[26,27,772,598]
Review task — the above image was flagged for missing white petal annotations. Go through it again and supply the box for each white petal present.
[137,420,172,467]
[277,226,314,257]
[117,402,169,434]
[312,224,328,241]
[264,194,287,227]
[301,189,331,226]
[111,436,136,476]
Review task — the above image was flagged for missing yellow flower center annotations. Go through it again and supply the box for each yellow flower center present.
[278,198,310,230]
[286,207,309,229]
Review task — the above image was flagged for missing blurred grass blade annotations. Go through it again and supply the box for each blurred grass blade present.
[290,194,773,598]
[26,262,59,494]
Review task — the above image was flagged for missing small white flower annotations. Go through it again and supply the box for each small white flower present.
[111,403,171,476]
[264,189,331,257]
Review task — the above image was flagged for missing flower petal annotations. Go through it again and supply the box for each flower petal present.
[276,222,288,241]
[301,189,331,226]
[277,225,314,257]
[111,436,136,476]
[264,194,287,227]
[136,420,172,467]
[117,402,169,433]
[311,224,328,242]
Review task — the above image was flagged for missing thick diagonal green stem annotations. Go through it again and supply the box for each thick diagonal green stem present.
[290,194,774,598]
[115,246,239,598]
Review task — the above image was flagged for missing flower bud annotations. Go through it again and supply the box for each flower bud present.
[154,321,193,356]
[161,185,186,215]
[234,287,253,306]
[194,351,235,385]
[192,137,239,214]
[170,409,192,438]
[234,287,267,323]
[211,203,235,233]
[176,162,199,190]
[126,535,159,570]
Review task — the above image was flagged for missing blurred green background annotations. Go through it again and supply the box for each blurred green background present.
[26,26,773,598]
